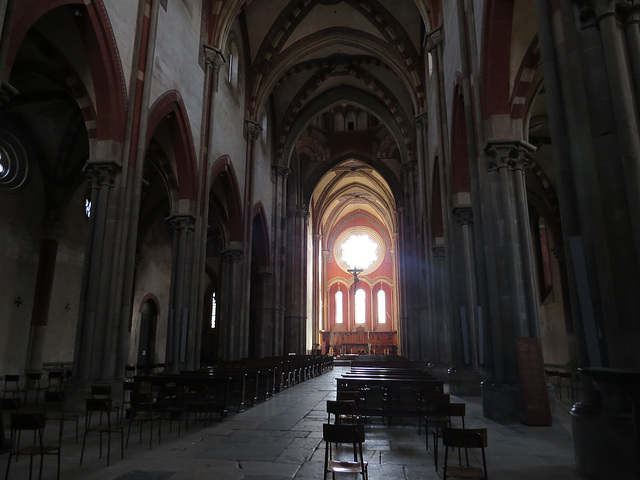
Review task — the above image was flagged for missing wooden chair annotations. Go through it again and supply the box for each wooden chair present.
[4,413,60,480]
[80,398,124,466]
[419,392,450,449]
[322,423,368,480]
[43,391,79,444]
[433,402,466,471]
[126,392,161,448]
[442,427,488,480]
[326,400,358,425]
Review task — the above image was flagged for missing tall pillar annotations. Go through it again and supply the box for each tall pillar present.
[271,165,290,356]
[481,140,539,422]
[284,205,309,354]
[73,163,121,381]
[165,215,196,373]
[217,248,243,360]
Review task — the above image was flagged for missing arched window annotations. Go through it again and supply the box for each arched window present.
[355,289,366,324]
[335,290,343,324]
[227,40,239,87]
[377,289,386,324]
[210,292,217,329]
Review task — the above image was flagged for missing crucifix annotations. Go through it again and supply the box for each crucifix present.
[347,267,363,287]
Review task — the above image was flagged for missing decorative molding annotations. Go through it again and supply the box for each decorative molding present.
[246,119,262,140]
[202,44,226,72]
[85,163,121,189]
[221,249,243,263]
[425,25,443,52]
[433,245,445,259]
[166,215,196,233]
[454,207,474,226]
[485,140,536,172]
[297,135,327,162]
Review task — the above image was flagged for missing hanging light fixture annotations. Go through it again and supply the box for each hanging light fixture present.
[346,195,363,286]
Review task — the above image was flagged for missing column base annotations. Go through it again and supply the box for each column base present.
[571,402,637,479]
[481,381,525,423]
[448,368,484,396]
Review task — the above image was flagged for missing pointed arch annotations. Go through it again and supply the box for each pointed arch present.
[147,91,198,201]
[481,0,514,118]
[251,202,271,268]
[210,156,243,242]
[8,0,127,142]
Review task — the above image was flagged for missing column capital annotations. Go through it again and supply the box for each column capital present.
[453,206,474,226]
[271,164,290,180]
[295,205,309,218]
[85,162,121,189]
[221,248,243,263]
[246,119,262,140]
[202,44,226,72]
[414,112,428,128]
[432,245,445,259]
[575,0,622,24]
[166,214,196,233]
[402,160,417,173]
[425,25,443,52]
[484,139,536,172]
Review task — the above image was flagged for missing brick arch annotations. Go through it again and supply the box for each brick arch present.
[210,156,243,242]
[8,0,127,142]
[276,58,413,162]
[280,85,411,171]
[511,37,542,120]
[250,0,422,110]
[147,91,198,202]
[481,0,514,118]
[250,28,419,122]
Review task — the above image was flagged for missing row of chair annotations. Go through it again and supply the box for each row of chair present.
[324,380,489,479]
[2,372,69,406]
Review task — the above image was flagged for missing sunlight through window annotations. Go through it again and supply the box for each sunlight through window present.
[341,234,377,270]
[377,290,386,323]
[335,290,343,324]
[355,289,366,324]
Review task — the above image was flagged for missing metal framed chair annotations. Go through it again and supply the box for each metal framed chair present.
[126,392,162,449]
[24,373,46,405]
[322,423,368,480]
[80,398,124,466]
[442,427,488,480]
[43,391,79,444]
[3,375,25,400]
[4,413,60,480]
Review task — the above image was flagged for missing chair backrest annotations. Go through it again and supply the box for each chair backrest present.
[326,400,357,421]
[86,398,113,414]
[11,412,46,432]
[91,385,112,397]
[442,427,487,448]
[323,423,365,444]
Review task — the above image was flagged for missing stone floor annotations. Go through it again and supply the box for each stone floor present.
[2,366,583,479]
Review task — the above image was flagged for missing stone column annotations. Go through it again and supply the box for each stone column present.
[311,233,322,349]
[217,248,243,360]
[481,140,539,421]
[73,163,121,381]
[453,207,479,371]
[164,215,196,373]
[284,205,309,354]
[271,165,290,356]
[253,269,273,358]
